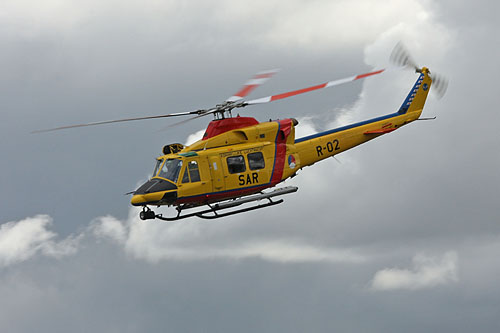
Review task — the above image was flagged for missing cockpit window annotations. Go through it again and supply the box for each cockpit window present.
[156,158,183,183]
[152,159,162,178]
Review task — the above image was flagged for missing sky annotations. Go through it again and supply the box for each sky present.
[1,0,499,332]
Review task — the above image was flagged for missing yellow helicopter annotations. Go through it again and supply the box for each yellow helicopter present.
[35,43,447,221]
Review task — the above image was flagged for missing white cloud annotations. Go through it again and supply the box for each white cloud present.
[184,129,206,146]
[230,241,365,263]
[294,116,320,138]
[0,215,79,267]
[0,210,365,268]
[91,208,366,264]
[207,0,432,52]
[91,215,127,244]
[370,251,458,291]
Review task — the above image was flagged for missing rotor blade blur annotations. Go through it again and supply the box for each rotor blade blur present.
[244,69,384,105]
[390,42,419,70]
[389,42,448,99]
[32,110,206,133]
[226,69,280,102]
[158,108,217,131]
[430,73,449,99]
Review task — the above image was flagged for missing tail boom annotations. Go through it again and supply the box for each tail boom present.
[294,69,432,168]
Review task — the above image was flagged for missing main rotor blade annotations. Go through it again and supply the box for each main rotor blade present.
[32,110,206,133]
[244,69,384,105]
[226,69,280,102]
[160,108,217,130]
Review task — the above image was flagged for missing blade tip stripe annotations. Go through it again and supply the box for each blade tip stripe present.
[355,69,385,80]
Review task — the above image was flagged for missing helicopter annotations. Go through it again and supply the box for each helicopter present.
[35,43,447,221]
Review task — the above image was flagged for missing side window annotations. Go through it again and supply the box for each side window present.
[182,166,190,183]
[227,155,246,174]
[182,161,201,183]
[188,160,201,182]
[247,152,265,170]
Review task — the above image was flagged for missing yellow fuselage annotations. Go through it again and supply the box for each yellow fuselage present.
[131,69,432,207]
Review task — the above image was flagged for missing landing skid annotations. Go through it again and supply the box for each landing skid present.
[139,186,298,221]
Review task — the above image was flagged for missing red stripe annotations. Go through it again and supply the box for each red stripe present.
[354,69,385,80]
[234,84,257,98]
[254,73,274,79]
[271,143,286,183]
[270,83,328,101]
[270,119,291,184]
[364,128,396,134]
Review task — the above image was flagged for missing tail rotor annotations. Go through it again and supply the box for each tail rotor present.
[390,42,448,99]
[390,42,420,71]
[430,72,449,99]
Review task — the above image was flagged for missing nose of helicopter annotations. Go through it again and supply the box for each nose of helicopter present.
[130,178,178,206]
[130,194,149,206]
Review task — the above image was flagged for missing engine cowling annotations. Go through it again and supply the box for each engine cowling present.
[162,143,184,155]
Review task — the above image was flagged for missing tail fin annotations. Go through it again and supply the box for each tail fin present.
[398,68,432,116]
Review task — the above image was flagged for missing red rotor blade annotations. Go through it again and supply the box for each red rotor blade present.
[226,69,280,102]
[245,69,384,105]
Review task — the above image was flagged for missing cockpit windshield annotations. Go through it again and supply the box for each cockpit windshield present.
[152,160,162,178]
[155,158,183,183]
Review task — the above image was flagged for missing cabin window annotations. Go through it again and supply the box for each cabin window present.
[247,152,265,170]
[227,155,246,174]
[188,160,201,182]
[181,160,201,183]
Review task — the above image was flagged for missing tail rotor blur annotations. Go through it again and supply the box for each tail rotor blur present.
[390,42,419,71]
[390,42,448,99]
[430,72,449,99]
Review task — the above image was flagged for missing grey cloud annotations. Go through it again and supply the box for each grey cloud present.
[1,0,499,332]
[370,251,458,291]
[0,211,499,332]
[91,209,367,264]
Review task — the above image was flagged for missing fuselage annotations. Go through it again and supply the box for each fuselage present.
[131,68,432,208]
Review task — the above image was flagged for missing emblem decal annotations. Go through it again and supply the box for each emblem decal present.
[423,83,428,91]
[288,155,296,169]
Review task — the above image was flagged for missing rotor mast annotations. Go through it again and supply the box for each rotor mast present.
[211,101,247,119]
